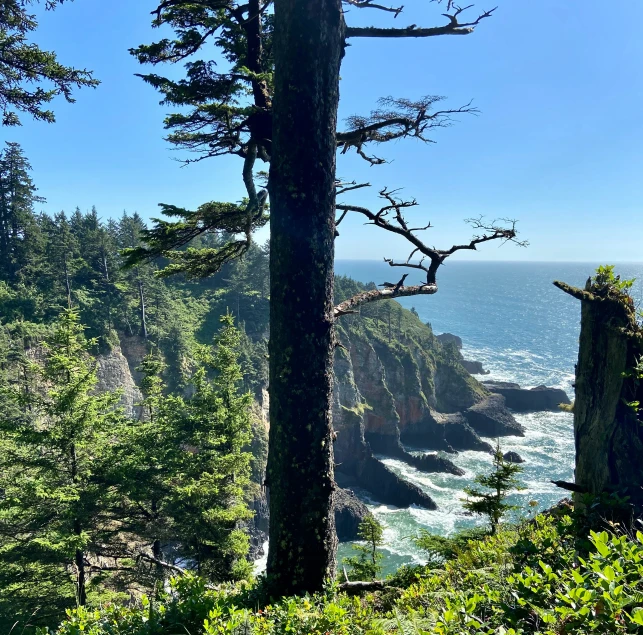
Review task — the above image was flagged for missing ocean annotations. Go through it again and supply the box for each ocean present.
[334,260,643,574]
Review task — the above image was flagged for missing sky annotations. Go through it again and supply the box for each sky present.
[5,0,643,262]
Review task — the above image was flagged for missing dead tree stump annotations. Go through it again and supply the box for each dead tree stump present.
[555,277,643,512]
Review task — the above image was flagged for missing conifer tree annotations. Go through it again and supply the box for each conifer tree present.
[0,142,44,280]
[117,315,254,581]
[462,444,524,535]
[129,0,522,595]
[0,309,128,625]
[0,1,98,125]
[343,515,384,581]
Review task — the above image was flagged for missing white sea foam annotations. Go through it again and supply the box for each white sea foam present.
[332,261,643,575]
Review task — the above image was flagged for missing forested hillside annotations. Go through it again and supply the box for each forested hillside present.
[2,0,642,632]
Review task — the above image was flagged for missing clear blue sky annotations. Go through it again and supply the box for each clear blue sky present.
[7,0,643,261]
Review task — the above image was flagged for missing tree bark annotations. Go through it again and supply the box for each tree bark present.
[555,279,643,510]
[266,0,344,597]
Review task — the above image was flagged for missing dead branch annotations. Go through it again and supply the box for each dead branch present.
[136,553,188,575]
[345,5,496,38]
[338,579,389,594]
[336,180,371,196]
[334,283,438,317]
[553,280,601,303]
[334,188,524,317]
[552,480,588,494]
[343,0,404,17]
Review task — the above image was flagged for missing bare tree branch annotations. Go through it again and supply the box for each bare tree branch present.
[334,188,525,316]
[343,0,404,17]
[334,283,438,317]
[136,553,188,575]
[345,5,496,38]
[335,180,371,196]
[338,96,477,164]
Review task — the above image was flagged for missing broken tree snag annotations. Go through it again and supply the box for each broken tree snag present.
[556,276,643,511]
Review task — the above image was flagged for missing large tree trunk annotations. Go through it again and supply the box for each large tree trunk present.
[556,279,643,511]
[266,0,344,597]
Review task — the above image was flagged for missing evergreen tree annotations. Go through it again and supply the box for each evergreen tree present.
[462,444,524,535]
[117,212,156,339]
[0,142,44,280]
[44,211,81,309]
[168,314,254,580]
[68,207,121,345]
[116,315,254,582]
[0,310,129,625]
[129,0,520,596]
[343,515,384,581]
[0,0,98,125]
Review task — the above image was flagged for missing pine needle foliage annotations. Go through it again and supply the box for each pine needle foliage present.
[462,443,524,535]
[0,309,128,627]
[0,1,98,125]
[343,514,385,581]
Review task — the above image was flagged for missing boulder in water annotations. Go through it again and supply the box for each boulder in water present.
[464,394,526,437]
[503,451,524,464]
[483,381,571,412]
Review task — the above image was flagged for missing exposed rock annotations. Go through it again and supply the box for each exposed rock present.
[436,333,463,349]
[403,451,465,476]
[350,457,437,509]
[402,411,493,453]
[503,451,524,464]
[334,488,370,541]
[118,334,148,385]
[332,343,371,475]
[96,345,143,418]
[367,430,464,476]
[462,359,490,375]
[483,381,571,412]
[248,493,269,560]
[464,394,525,438]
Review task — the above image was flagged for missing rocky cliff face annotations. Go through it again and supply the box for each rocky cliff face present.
[328,314,520,507]
[94,318,527,539]
[96,343,143,419]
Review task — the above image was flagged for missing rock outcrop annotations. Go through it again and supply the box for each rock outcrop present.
[461,359,490,375]
[464,394,525,438]
[503,451,524,464]
[403,451,465,476]
[347,457,437,509]
[436,333,462,349]
[96,345,143,418]
[402,411,493,454]
[483,381,571,412]
[334,488,370,541]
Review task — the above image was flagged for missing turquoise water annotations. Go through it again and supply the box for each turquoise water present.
[334,261,643,573]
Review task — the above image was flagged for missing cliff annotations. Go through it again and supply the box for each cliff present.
[92,301,525,538]
[330,302,522,506]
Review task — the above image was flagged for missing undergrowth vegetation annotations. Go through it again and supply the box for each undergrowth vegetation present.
[42,510,643,635]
